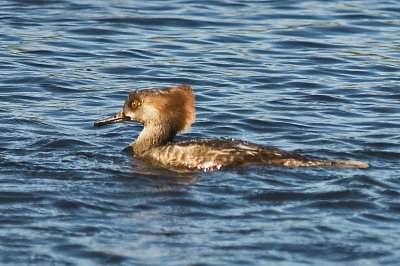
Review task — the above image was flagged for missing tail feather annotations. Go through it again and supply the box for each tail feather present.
[329,160,369,169]
[280,158,369,169]
[260,146,369,169]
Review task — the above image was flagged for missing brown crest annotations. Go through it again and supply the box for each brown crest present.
[138,85,195,134]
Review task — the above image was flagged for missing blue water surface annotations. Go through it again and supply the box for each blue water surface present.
[1,0,400,265]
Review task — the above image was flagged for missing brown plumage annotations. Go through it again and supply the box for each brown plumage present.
[94,85,369,172]
[128,85,195,133]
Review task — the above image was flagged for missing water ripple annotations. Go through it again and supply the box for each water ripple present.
[1,0,400,265]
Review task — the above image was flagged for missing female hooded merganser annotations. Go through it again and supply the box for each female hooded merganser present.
[94,85,369,172]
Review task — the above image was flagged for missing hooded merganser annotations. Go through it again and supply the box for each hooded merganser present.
[94,85,369,172]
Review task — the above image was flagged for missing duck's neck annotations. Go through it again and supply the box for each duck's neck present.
[131,124,176,154]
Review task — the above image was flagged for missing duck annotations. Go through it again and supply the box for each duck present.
[94,85,369,172]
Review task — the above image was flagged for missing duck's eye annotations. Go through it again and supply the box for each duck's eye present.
[131,100,141,109]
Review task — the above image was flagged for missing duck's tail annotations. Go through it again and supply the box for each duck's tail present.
[326,159,369,169]
[254,145,370,169]
[280,158,370,169]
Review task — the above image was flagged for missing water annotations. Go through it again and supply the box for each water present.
[1,0,399,264]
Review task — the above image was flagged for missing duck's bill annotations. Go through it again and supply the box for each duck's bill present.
[94,111,127,127]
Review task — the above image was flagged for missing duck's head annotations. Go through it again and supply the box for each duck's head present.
[94,85,195,134]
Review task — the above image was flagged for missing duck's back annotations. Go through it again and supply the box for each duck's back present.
[139,138,315,171]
